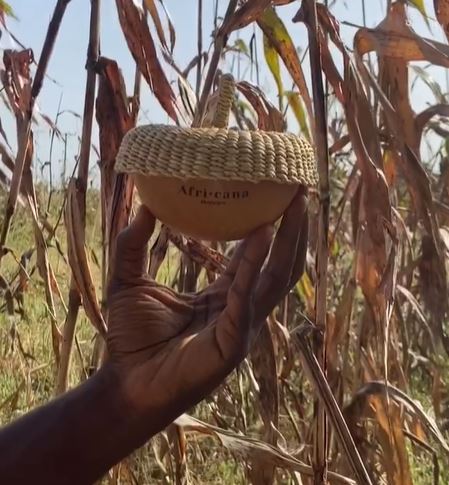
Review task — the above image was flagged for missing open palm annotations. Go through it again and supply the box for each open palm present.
[107,187,308,414]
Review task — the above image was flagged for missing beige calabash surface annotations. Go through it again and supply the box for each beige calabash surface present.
[134,174,298,241]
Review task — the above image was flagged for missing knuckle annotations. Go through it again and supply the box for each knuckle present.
[215,320,248,364]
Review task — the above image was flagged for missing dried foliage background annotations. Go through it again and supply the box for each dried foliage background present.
[0,0,449,483]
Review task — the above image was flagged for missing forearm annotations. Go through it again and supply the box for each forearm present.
[0,364,171,485]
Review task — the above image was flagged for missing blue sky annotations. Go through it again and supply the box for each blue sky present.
[0,0,446,185]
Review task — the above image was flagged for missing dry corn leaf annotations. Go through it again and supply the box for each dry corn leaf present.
[0,116,10,148]
[348,381,449,456]
[168,231,228,274]
[369,396,413,485]
[2,47,62,362]
[0,49,33,118]
[314,6,394,337]
[416,103,449,142]
[21,131,61,362]
[0,168,12,193]
[307,10,398,428]
[175,414,356,484]
[355,7,449,67]
[418,235,448,345]
[332,276,356,365]
[167,424,191,485]
[269,315,294,381]
[149,225,170,279]
[115,0,178,122]
[302,5,344,106]
[39,112,63,140]
[0,142,15,173]
[248,323,279,485]
[95,57,135,284]
[356,4,418,155]
[396,284,429,329]
[316,35,344,104]
[412,64,446,102]
[294,326,373,485]
[144,0,175,55]
[355,3,448,337]
[65,179,107,336]
[236,80,284,131]
[177,75,197,123]
[221,0,272,34]
[157,0,176,53]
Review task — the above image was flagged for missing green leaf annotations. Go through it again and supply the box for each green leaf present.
[444,137,449,158]
[234,38,249,56]
[285,90,310,141]
[295,272,314,309]
[407,0,429,27]
[0,0,17,20]
[258,6,313,126]
[263,34,284,111]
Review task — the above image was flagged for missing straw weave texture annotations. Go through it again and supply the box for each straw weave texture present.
[211,74,235,128]
[116,125,318,186]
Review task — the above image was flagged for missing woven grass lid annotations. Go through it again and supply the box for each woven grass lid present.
[116,124,318,186]
[116,73,317,186]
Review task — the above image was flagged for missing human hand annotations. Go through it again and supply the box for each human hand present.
[107,187,309,419]
[0,186,309,485]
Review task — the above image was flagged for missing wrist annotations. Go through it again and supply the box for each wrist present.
[100,362,165,427]
[63,363,148,482]
[94,362,138,420]
[0,361,147,485]
[113,363,185,435]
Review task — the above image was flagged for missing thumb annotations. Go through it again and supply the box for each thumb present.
[112,205,156,281]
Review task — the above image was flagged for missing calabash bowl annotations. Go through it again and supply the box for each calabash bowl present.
[116,124,317,241]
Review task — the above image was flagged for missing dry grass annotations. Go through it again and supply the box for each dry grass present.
[1,0,449,483]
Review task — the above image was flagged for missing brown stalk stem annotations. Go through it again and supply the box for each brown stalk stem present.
[0,0,72,265]
[303,0,330,482]
[293,325,372,485]
[131,3,145,123]
[131,65,142,123]
[192,0,238,127]
[195,0,203,98]
[55,0,101,395]
[183,0,237,293]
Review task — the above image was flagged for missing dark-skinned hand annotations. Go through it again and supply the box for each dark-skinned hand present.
[107,186,309,415]
[0,187,308,485]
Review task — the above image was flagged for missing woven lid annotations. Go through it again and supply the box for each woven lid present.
[116,124,318,186]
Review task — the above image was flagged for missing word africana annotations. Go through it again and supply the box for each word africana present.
[179,185,249,201]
